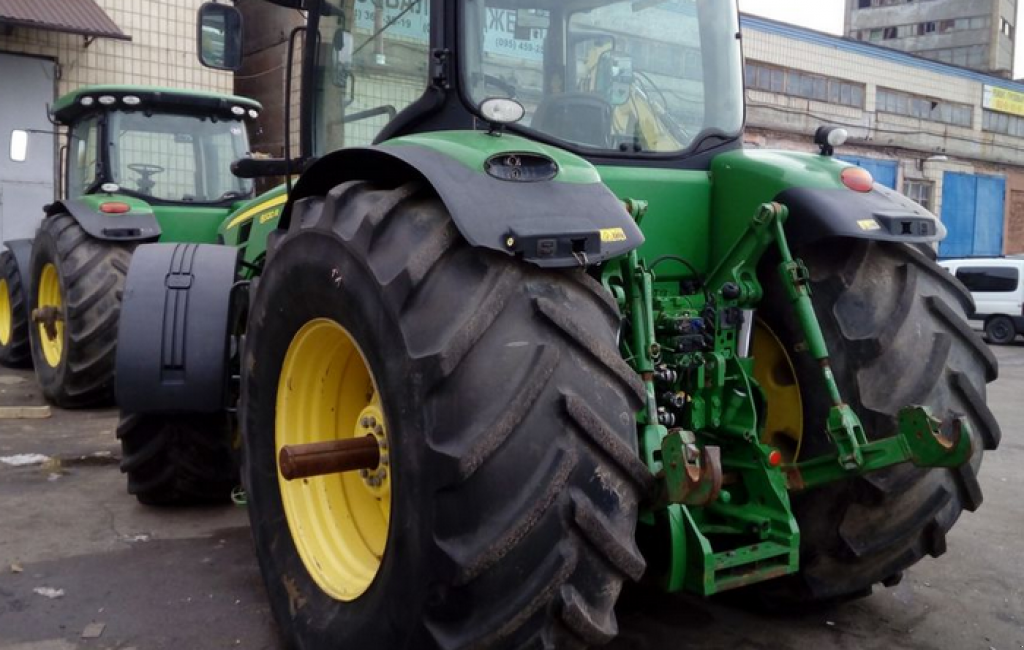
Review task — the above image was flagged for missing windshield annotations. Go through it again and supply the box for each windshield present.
[462,0,744,154]
[108,112,252,203]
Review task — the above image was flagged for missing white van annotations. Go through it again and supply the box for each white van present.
[938,257,1024,344]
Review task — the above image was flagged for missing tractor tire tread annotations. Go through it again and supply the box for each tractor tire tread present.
[29,215,134,407]
[117,412,236,506]
[757,240,997,604]
[0,251,31,367]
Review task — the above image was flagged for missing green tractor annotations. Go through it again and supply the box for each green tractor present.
[0,85,261,407]
[114,0,999,647]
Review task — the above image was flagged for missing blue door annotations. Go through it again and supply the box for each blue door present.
[837,156,898,189]
[939,173,1005,258]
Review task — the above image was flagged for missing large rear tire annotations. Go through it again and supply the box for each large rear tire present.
[28,214,133,407]
[117,413,238,506]
[755,240,999,603]
[0,250,31,367]
[242,180,650,649]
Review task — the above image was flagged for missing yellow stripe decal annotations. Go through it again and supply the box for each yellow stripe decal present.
[600,227,627,243]
[226,194,289,230]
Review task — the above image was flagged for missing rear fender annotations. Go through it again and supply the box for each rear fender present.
[285,133,644,268]
[115,243,238,413]
[49,194,161,242]
[776,183,946,248]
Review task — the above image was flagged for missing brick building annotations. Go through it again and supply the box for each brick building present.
[0,0,233,242]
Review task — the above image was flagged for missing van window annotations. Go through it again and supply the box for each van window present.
[955,266,1020,292]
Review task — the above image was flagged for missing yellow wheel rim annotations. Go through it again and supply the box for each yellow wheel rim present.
[0,278,11,346]
[752,321,804,462]
[276,318,391,601]
[37,263,64,368]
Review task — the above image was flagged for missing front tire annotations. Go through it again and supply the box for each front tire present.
[28,214,133,407]
[756,240,1000,603]
[243,180,649,649]
[984,315,1016,345]
[117,413,238,506]
[0,250,31,367]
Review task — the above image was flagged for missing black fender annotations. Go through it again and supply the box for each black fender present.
[115,243,238,413]
[284,145,644,268]
[777,183,946,248]
[48,198,161,242]
[3,239,32,291]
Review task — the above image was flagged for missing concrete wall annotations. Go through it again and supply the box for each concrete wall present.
[0,0,232,98]
[845,0,1016,76]
[744,24,1024,167]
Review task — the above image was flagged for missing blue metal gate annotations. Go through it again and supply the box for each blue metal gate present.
[939,173,1006,258]
[837,156,898,189]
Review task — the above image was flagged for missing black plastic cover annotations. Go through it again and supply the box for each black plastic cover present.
[54,198,162,242]
[115,243,238,413]
[286,144,645,268]
[776,183,946,248]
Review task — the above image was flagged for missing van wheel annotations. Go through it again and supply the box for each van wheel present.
[984,315,1016,345]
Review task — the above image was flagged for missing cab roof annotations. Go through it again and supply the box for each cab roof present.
[51,85,263,125]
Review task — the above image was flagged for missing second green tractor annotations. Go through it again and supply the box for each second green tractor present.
[0,86,262,407]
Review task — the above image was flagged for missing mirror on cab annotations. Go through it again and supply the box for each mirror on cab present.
[197,2,243,71]
[9,129,28,162]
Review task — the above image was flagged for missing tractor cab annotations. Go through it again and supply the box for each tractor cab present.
[51,86,258,207]
[201,0,742,170]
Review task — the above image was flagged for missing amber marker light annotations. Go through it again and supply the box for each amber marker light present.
[841,167,874,193]
[99,202,131,214]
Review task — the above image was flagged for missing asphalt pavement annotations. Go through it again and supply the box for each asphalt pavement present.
[1,344,1022,650]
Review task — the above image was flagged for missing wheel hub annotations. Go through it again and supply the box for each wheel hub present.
[356,405,391,498]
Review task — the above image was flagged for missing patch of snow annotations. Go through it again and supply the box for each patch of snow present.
[0,454,50,467]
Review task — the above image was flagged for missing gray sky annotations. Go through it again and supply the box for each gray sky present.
[737,0,1023,77]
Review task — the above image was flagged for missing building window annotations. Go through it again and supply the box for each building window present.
[903,180,934,212]
[983,109,1024,136]
[877,88,972,127]
[746,61,865,108]
[1002,18,1015,39]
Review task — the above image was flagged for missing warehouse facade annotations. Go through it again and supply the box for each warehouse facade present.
[743,14,1024,258]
